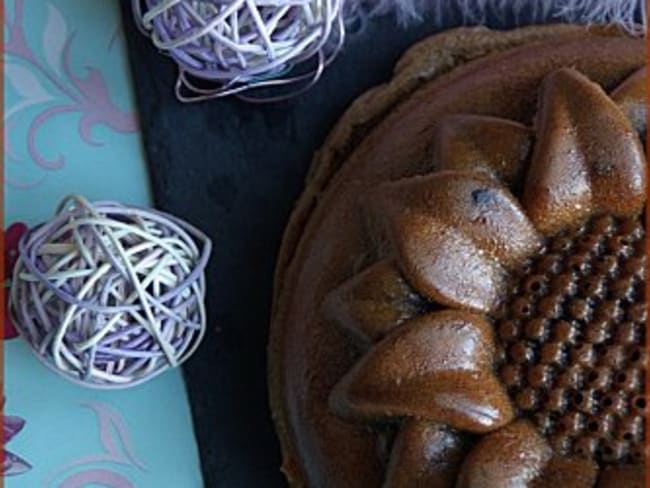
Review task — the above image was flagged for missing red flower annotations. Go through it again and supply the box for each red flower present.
[4,223,28,340]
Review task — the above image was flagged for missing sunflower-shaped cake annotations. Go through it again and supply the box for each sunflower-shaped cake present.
[269,24,646,487]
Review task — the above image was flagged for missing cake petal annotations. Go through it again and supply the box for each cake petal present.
[374,171,541,313]
[523,68,646,235]
[432,114,532,191]
[390,225,507,313]
[323,259,428,345]
[329,311,514,433]
[384,420,469,488]
[531,456,598,488]
[456,420,552,488]
[597,465,645,488]
[611,67,647,136]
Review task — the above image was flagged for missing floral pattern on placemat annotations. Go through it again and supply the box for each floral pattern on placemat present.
[4,223,28,340]
[43,402,145,488]
[3,2,201,486]
[4,0,137,189]
[3,400,30,477]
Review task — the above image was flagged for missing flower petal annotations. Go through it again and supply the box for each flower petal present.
[384,420,469,488]
[329,310,514,433]
[4,222,28,273]
[597,465,645,488]
[4,416,25,443]
[522,68,646,235]
[611,67,646,136]
[432,114,532,191]
[3,450,31,476]
[323,260,428,345]
[3,313,19,340]
[531,456,598,488]
[373,171,541,313]
[456,420,552,488]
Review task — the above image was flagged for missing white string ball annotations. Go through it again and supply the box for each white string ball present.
[132,0,345,101]
[9,196,212,389]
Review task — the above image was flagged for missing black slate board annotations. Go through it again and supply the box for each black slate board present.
[118,5,639,487]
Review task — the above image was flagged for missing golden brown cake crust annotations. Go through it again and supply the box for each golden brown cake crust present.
[269,24,646,488]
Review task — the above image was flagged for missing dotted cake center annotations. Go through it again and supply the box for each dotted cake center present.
[496,215,646,464]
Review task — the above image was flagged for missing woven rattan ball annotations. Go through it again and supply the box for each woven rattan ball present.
[9,196,212,389]
[132,0,345,101]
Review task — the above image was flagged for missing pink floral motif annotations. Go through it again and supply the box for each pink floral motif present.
[4,222,28,340]
[5,0,138,175]
[44,402,145,487]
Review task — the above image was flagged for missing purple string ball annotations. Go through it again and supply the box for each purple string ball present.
[132,0,345,101]
[9,196,212,389]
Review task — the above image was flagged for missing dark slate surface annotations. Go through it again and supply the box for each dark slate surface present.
[119,9,461,488]
[119,5,636,487]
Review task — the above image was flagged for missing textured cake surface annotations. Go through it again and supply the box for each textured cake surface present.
[269,25,646,488]
[497,215,646,465]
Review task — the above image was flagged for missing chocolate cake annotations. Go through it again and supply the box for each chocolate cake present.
[269,24,647,487]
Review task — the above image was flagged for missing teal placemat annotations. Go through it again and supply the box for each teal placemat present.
[4,1,203,486]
